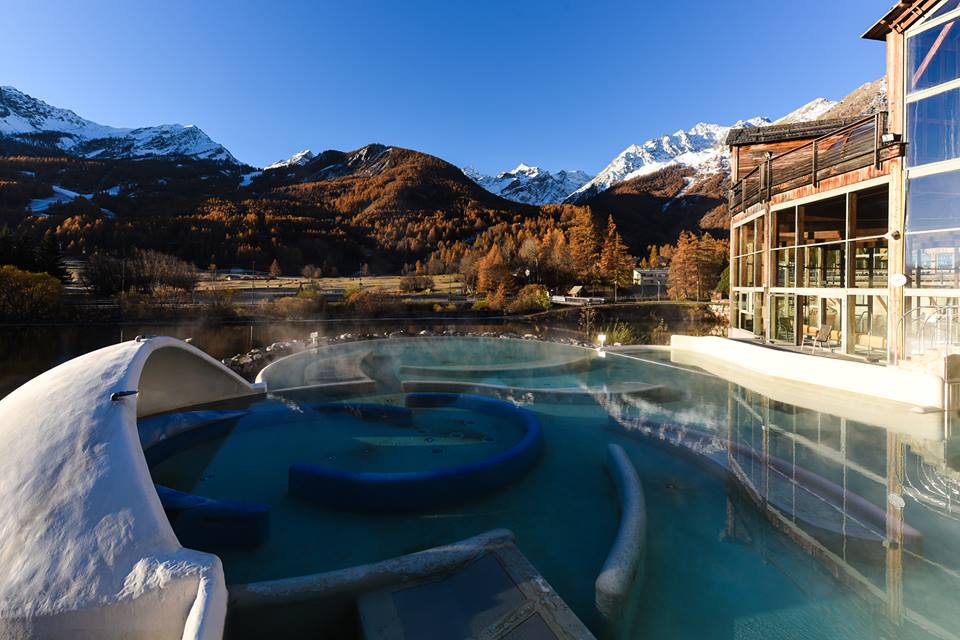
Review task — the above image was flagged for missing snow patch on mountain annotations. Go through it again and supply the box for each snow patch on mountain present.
[463,163,591,205]
[29,185,93,213]
[0,86,238,163]
[264,149,315,171]
[774,97,839,125]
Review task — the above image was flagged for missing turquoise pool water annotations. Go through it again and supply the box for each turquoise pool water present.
[144,337,960,639]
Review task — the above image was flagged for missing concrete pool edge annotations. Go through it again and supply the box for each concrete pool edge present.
[0,336,260,639]
[227,528,516,608]
[670,335,944,409]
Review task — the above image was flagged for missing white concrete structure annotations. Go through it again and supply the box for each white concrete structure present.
[670,335,944,409]
[0,337,257,640]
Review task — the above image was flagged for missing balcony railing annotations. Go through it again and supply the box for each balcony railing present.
[729,113,899,214]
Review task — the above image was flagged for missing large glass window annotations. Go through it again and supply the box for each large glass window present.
[732,217,764,291]
[849,295,888,362]
[851,187,889,288]
[905,170,960,233]
[801,197,846,245]
[904,171,960,288]
[772,294,796,343]
[908,86,960,166]
[931,0,960,21]
[775,207,797,247]
[908,17,960,93]
[905,9,960,294]
[906,230,960,288]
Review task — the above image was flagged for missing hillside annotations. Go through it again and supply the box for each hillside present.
[0,79,892,279]
[2,143,546,276]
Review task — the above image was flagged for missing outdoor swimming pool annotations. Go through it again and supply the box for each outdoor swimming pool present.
[141,337,960,639]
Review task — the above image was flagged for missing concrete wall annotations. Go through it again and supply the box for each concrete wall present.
[670,335,943,409]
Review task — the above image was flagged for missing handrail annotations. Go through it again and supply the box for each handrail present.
[729,113,890,213]
[895,304,960,361]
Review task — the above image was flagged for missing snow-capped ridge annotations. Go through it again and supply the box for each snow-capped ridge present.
[464,164,591,205]
[0,86,238,163]
[564,117,769,204]
[774,97,839,124]
[264,149,315,171]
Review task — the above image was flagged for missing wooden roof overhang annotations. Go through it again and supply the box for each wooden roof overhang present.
[725,118,867,147]
[864,0,944,40]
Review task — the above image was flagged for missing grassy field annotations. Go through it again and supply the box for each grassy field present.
[196,273,466,294]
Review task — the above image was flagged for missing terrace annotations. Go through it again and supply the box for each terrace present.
[728,113,904,215]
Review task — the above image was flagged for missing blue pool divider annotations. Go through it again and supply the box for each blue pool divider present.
[143,411,270,550]
[154,485,269,550]
[288,393,544,512]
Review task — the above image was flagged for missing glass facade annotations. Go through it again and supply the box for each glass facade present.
[731,184,889,360]
[905,4,960,293]
[907,15,960,93]
[907,87,960,165]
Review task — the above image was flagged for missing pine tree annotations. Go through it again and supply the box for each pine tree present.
[599,215,634,288]
[567,208,598,281]
[35,232,68,281]
[269,259,282,277]
[476,244,511,294]
[667,232,728,300]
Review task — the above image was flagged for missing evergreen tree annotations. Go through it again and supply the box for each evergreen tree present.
[34,232,68,282]
[476,244,511,294]
[599,215,634,288]
[667,232,728,300]
[567,208,598,281]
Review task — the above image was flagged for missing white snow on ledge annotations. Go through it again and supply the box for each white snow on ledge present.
[0,337,258,639]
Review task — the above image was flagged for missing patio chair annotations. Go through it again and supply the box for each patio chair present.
[802,323,836,352]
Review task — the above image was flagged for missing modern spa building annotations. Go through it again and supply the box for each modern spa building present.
[727,0,960,368]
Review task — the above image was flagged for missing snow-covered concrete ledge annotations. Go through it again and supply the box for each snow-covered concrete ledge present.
[670,335,944,409]
[0,337,258,640]
[595,444,646,619]
[228,528,515,611]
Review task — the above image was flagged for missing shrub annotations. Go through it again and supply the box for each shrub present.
[343,289,400,316]
[399,274,435,292]
[506,284,551,314]
[0,265,64,320]
[201,288,237,321]
[263,290,328,319]
[598,320,636,346]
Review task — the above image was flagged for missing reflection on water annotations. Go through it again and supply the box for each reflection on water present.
[728,388,960,639]
[599,350,960,640]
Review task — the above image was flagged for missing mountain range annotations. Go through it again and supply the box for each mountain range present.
[0,86,237,163]
[465,94,857,207]
[461,164,591,206]
[0,81,886,275]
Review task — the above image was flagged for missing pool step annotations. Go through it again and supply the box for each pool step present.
[358,541,594,640]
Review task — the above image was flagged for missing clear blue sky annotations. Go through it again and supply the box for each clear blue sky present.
[1,0,890,173]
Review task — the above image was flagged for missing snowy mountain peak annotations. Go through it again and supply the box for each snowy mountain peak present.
[465,164,591,205]
[564,118,765,204]
[264,149,316,171]
[774,97,839,124]
[0,86,238,163]
[508,163,540,177]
